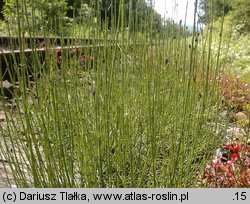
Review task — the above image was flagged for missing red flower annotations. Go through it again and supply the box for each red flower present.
[230,153,240,162]
[228,172,233,178]
[224,144,241,153]
[233,144,241,153]
[200,142,250,187]
[57,55,62,65]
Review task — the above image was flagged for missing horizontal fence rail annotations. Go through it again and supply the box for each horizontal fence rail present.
[0,36,104,51]
[0,36,144,83]
[0,36,118,81]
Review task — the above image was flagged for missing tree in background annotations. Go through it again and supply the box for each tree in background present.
[0,0,4,20]
[198,0,231,25]
[65,0,82,18]
[99,0,159,31]
[0,0,164,36]
[3,0,68,35]
[229,0,250,33]
[198,0,250,33]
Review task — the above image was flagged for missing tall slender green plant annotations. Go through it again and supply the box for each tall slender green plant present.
[0,0,226,187]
